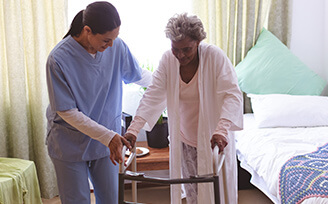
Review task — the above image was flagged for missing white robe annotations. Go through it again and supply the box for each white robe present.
[135,42,243,204]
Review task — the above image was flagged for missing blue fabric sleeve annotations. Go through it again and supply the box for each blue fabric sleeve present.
[118,39,142,84]
[46,55,77,111]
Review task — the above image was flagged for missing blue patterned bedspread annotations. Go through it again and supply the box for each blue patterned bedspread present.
[279,143,328,204]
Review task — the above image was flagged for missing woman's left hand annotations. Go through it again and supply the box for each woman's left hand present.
[108,134,131,165]
[210,134,228,153]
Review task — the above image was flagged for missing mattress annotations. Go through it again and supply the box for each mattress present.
[235,114,328,204]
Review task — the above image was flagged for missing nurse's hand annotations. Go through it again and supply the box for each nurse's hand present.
[123,133,137,149]
[108,134,131,165]
[210,134,228,153]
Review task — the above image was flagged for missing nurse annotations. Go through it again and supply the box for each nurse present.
[124,13,243,204]
[45,2,151,204]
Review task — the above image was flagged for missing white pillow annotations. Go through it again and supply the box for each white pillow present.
[248,94,328,128]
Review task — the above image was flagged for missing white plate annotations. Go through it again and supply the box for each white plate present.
[125,147,149,157]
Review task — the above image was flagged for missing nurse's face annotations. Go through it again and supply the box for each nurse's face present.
[171,36,200,66]
[87,26,120,53]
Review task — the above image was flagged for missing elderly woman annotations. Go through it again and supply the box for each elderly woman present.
[124,13,243,204]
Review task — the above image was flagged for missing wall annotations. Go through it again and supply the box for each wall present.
[325,2,328,81]
[290,0,328,94]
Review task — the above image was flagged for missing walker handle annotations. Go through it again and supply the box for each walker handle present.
[119,145,136,173]
[213,145,225,176]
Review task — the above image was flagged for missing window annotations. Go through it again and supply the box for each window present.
[68,0,192,68]
[68,0,191,124]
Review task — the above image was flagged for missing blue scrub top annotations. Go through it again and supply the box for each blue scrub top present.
[46,36,142,162]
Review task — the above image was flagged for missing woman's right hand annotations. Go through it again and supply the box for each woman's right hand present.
[210,134,228,153]
[123,132,137,149]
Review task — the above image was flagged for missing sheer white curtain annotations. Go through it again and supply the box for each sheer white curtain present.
[0,0,67,198]
[192,0,293,66]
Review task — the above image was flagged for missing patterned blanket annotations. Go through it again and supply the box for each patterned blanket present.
[279,143,328,204]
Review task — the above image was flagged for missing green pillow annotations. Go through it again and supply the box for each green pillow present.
[235,28,326,95]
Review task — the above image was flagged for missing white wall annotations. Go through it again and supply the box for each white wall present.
[290,0,328,94]
[325,2,328,81]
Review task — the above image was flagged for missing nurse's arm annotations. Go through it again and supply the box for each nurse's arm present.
[57,108,118,150]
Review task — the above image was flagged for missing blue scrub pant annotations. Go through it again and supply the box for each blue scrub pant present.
[51,156,118,204]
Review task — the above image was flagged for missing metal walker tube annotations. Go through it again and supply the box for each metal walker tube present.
[118,145,224,204]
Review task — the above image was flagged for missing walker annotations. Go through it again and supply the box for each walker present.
[118,145,225,204]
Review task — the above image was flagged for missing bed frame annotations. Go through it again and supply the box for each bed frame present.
[237,92,255,190]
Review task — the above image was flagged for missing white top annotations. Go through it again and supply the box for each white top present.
[179,69,199,147]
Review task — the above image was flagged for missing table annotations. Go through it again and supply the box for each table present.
[127,141,169,171]
[123,141,169,202]
[122,113,169,171]
[0,157,42,204]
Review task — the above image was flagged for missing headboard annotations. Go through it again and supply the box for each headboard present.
[243,92,252,113]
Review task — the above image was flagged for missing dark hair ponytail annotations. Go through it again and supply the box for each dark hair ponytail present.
[63,1,121,39]
[63,10,84,39]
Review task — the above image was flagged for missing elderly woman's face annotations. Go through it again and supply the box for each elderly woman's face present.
[171,36,200,66]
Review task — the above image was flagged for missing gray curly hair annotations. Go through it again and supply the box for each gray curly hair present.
[165,13,206,42]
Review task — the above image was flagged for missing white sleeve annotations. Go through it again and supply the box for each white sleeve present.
[57,108,117,147]
[134,68,153,87]
[126,116,147,136]
[213,118,232,140]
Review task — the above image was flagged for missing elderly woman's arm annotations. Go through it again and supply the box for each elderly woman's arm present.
[123,116,147,148]
[211,118,232,152]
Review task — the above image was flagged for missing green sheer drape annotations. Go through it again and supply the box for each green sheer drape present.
[192,0,293,66]
[0,0,67,198]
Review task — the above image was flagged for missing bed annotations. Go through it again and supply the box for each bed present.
[234,28,328,204]
[236,110,328,204]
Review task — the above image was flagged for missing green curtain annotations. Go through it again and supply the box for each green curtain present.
[0,0,67,198]
[192,0,293,66]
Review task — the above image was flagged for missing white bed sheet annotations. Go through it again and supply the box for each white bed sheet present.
[235,113,328,204]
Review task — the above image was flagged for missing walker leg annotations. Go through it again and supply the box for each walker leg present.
[119,173,125,204]
[213,176,220,204]
[131,155,137,202]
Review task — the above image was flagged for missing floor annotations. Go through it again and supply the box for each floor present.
[42,186,274,204]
